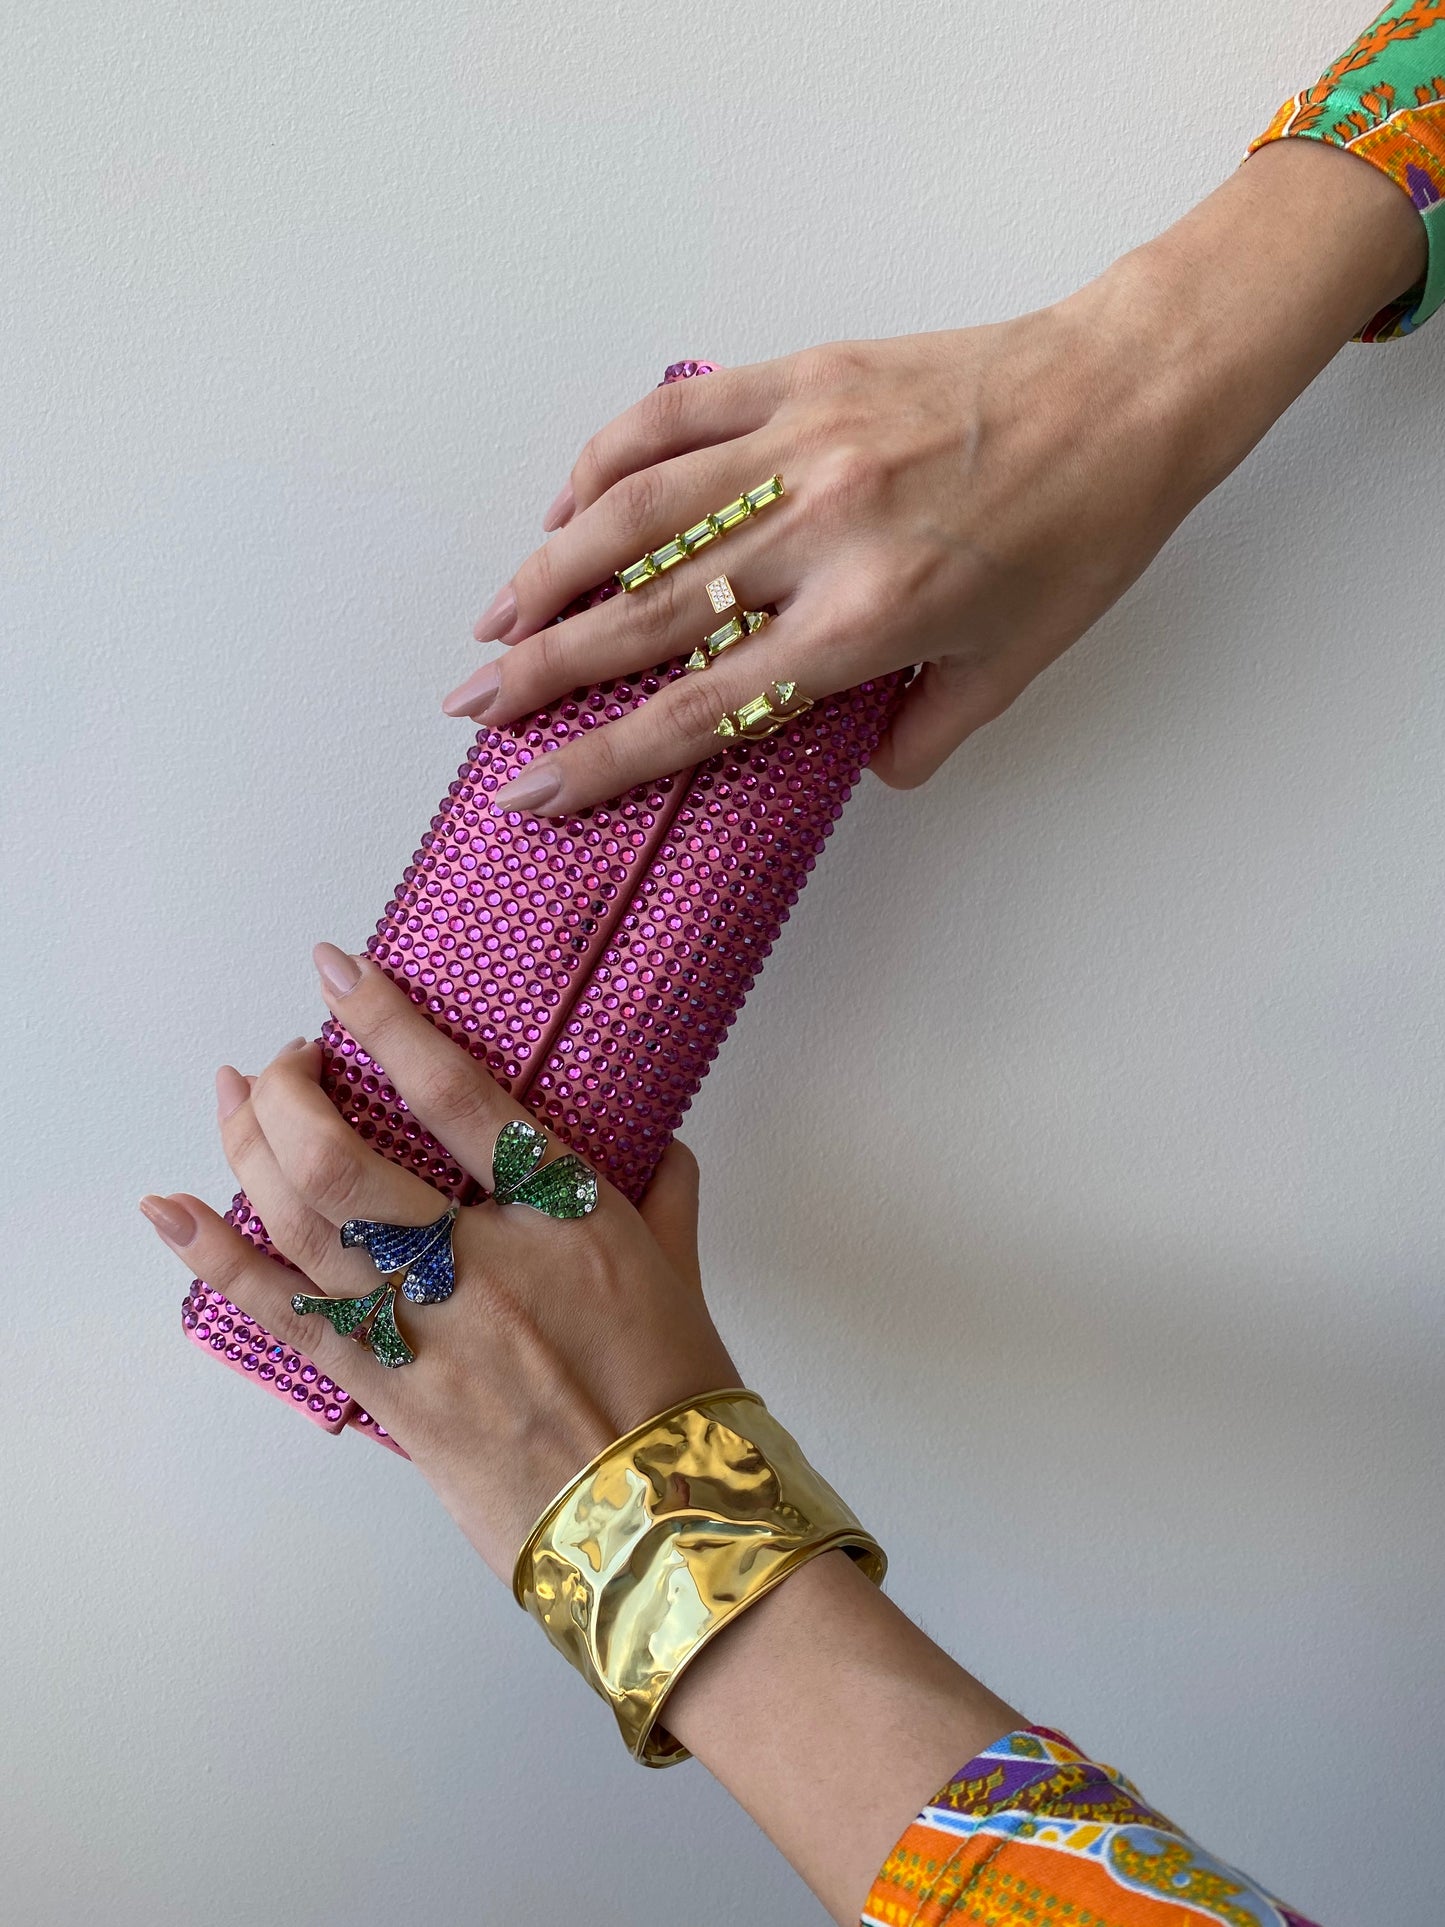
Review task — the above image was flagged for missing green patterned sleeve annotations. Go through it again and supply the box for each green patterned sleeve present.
[1246,1,1445,339]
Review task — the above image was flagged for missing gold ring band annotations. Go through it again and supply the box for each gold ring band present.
[715,680,815,741]
[615,474,784,593]
[685,572,772,673]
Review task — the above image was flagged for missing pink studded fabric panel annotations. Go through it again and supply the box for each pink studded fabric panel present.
[182,362,907,1451]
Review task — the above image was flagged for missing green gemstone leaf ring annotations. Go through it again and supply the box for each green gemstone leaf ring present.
[289,1120,599,1369]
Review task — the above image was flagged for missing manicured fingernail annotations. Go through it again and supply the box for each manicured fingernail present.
[442,662,502,719]
[314,941,362,998]
[215,1064,249,1119]
[542,481,575,532]
[490,763,562,815]
[281,1035,309,1052]
[472,584,517,644]
[140,1194,198,1246]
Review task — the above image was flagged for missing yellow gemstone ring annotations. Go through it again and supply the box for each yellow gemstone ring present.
[685,573,773,673]
[614,474,784,594]
[715,680,815,741]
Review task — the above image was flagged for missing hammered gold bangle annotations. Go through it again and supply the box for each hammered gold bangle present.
[511,1388,887,1767]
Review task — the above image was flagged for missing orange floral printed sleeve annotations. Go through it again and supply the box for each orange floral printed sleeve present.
[1246,0,1445,339]
[854,15,1442,1927]
[861,1728,1319,1926]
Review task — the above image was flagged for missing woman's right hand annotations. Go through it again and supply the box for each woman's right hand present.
[139,944,1021,1927]
[141,945,737,1583]
[444,136,1425,825]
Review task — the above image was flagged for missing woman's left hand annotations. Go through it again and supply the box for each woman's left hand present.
[141,944,736,1582]
[440,310,1228,817]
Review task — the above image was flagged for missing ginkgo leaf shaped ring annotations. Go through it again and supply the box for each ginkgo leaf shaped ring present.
[290,1199,461,1370]
[289,1120,598,1369]
[488,1117,599,1220]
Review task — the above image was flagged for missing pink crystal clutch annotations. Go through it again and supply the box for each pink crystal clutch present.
[182,361,906,1454]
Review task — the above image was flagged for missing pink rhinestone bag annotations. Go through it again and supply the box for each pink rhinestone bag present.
[182,361,907,1454]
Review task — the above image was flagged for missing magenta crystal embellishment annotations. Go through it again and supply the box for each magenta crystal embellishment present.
[183,359,905,1450]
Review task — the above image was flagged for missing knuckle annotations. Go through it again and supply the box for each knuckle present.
[811,443,878,525]
[220,1102,267,1171]
[606,467,664,547]
[289,1135,365,1221]
[575,383,685,504]
[790,341,863,393]
[631,574,683,650]
[510,542,556,622]
[269,1283,330,1354]
[194,1229,252,1300]
[571,431,605,502]
[774,395,835,457]
[414,1055,493,1136]
[578,721,628,795]
[271,1204,340,1287]
[783,345,829,392]
[195,1229,321,1355]
[523,621,568,691]
[350,993,415,1072]
[666,669,729,744]
[639,373,689,442]
[247,1056,283,1106]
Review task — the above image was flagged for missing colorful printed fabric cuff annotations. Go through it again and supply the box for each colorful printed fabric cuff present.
[1244,2,1445,341]
[860,1725,1320,1926]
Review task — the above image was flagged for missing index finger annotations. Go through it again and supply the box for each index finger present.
[477,362,791,648]
[564,360,780,517]
[311,943,592,1197]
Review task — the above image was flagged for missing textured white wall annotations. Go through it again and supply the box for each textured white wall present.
[5,3,1442,1922]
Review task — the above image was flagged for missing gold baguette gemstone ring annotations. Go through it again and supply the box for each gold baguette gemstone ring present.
[685,572,773,673]
[615,474,784,594]
[715,680,815,741]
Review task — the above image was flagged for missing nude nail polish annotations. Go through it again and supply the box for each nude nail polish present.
[442,663,502,719]
[543,481,575,532]
[491,763,562,815]
[215,1064,249,1119]
[314,942,362,998]
[473,585,517,644]
[140,1194,199,1246]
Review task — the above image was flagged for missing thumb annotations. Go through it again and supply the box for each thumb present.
[869,659,1003,789]
[636,1138,702,1288]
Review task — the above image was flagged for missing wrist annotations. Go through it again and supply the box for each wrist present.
[666,1548,1021,1925]
[1144,138,1426,351]
[1058,138,1427,499]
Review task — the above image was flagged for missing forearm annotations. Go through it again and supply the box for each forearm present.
[662,1550,1021,1926]
[1067,137,1428,510]
[596,152,1431,1927]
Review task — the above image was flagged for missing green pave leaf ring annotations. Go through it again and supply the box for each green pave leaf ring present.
[489,1117,599,1218]
[291,1200,461,1369]
[289,1121,598,1369]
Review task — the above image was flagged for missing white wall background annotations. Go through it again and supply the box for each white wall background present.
[5,4,1442,1922]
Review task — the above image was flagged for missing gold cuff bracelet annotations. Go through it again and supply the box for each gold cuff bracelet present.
[512,1388,886,1767]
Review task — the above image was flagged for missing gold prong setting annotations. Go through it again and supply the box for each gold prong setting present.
[685,609,770,674]
[715,679,814,740]
[615,475,784,593]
